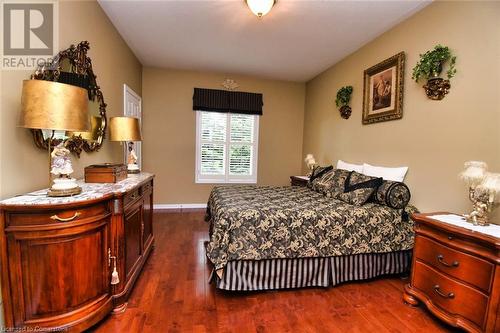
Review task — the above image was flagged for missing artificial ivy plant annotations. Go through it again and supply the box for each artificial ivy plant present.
[335,86,353,107]
[412,44,457,82]
[335,86,353,119]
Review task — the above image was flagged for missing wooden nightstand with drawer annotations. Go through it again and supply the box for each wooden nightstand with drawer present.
[290,176,309,187]
[404,213,500,333]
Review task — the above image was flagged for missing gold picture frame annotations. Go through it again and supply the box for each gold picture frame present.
[362,52,405,124]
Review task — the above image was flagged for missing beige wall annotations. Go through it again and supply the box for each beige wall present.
[142,67,305,204]
[0,0,142,199]
[303,1,500,219]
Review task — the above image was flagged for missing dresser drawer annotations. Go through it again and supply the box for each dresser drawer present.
[142,180,153,194]
[124,188,141,207]
[6,202,110,227]
[413,260,488,329]
[415,236,494,293]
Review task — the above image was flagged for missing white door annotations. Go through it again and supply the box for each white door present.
[123,84,142,169]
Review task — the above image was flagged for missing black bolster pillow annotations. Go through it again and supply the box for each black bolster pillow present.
[373,180,411,209]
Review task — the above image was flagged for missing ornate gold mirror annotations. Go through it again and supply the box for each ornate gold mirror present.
[30,41,107,157]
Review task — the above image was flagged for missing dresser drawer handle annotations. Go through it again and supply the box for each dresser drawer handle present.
[50,212,81,222]
[433,285,455,299]
[437,254,459,268]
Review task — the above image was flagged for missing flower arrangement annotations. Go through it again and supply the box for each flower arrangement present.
[412,44,457,82]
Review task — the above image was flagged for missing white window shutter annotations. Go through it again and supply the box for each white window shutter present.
[196,111,258,183]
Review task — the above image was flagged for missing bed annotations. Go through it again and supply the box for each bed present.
[205,182,417,291]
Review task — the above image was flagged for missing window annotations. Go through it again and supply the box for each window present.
[196,111,259,183]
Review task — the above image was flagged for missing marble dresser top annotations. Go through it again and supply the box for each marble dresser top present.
[0,172,154,207]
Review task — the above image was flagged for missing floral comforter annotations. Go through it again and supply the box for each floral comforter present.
[205,185,417,270]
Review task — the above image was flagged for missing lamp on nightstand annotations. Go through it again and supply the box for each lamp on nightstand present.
[109,116,142,174]
[19,80,89,196]
[460,161,500,226]
[304,154,317,176]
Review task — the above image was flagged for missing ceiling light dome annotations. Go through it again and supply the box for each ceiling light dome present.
[246,0,275,18]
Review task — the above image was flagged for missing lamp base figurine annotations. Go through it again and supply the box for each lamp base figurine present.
[127,142,140,174]
[48,142,81,197]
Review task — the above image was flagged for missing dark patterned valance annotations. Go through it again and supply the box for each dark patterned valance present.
[193,88,263,115]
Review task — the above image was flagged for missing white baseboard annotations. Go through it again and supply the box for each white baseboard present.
[154,203,207,210]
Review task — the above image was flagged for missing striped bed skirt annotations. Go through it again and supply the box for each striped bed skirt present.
[212,250,412,291]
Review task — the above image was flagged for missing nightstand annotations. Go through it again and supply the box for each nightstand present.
[290,176,309,187]
[404,213,500,333]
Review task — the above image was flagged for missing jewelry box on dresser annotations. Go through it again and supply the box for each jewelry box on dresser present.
[0,173,154,332]
[404,213,500,333]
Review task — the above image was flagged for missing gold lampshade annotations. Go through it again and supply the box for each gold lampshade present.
[19,80,89,131]
[67,116,103,141]
[109,116,142,142]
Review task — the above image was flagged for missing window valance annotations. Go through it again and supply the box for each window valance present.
[193,88,263,115]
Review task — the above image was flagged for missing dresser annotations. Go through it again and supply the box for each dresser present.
[404,213,500,333]
[0,173,154,332]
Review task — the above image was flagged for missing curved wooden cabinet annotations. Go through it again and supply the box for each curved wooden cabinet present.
[0,173,154,332]
[404,213,500,333]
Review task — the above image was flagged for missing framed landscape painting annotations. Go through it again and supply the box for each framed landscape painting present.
[362,52,405,124]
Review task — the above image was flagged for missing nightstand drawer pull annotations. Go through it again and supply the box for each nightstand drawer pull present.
[50,212,81,222]
[433,285,455,299]
[437,254,459,268]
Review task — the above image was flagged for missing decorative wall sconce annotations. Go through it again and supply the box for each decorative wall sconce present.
[412,45,457,100]
[460,161,500,226]
[335,86,353,119]
[423,78,451,100]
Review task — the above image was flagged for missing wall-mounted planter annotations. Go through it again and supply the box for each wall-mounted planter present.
[339,105,352,119]
[412,45,456,101]
[423,77,451,100]
[336,86,353,119]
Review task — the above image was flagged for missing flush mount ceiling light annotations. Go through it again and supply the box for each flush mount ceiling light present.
[246,0,276,18]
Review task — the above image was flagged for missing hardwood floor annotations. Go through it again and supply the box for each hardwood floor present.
[92,210,459,333]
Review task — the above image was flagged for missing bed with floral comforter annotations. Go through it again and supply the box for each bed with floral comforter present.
[205,185,417,271]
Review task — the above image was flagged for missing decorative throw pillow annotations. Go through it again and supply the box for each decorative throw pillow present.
[373,180,411,209]
[309,167,335,194]
[328,169,352,199]
[338,171,383,206]
[308,165,333,184]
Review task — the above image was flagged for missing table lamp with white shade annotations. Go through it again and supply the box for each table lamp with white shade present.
[19,80,89,196]
[304,154,317,176]
[460,161,500,226]
[109,116,142,174]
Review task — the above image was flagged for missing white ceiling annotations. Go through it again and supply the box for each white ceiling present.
[98,0,430,82]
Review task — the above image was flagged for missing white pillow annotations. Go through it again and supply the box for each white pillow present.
[362,163,408,182]
[337,160,363,173]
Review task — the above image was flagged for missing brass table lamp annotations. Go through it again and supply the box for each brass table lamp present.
[109,117,142,174]
[19,80,89,196]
